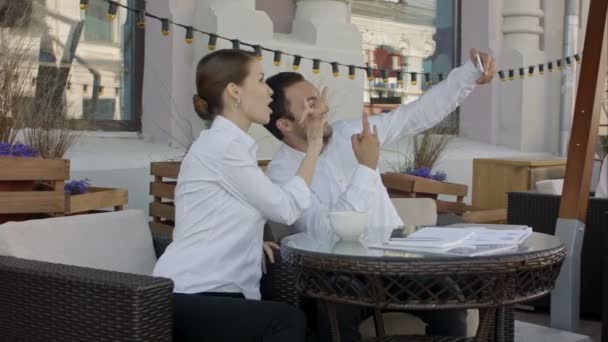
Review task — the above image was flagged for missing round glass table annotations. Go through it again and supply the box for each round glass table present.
[281,231,566,342]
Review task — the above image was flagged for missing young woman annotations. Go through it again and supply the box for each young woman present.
[153,49,327,342]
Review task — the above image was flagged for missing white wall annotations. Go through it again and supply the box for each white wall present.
[459,0,594,154]
[256,0,296,34]
[141,0,365,159]
[459,0,501,146]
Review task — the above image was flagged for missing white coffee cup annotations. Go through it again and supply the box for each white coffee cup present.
[328,211,367,242]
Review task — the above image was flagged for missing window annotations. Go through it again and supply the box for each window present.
[2,0,143,132]
[83,0,114,43]
[84,98,117,120]
[352,0,460,132]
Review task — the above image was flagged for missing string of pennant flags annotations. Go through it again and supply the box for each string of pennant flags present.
[79,0,582,88]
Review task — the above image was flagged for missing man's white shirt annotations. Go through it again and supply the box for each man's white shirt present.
[266,61,481,244]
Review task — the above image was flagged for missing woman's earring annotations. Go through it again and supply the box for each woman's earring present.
[236,99,241,109]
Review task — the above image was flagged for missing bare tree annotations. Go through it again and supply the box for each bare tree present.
[0,0,35,144]
[0,0,84,158]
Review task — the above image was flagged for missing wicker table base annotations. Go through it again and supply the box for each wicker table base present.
[282,232,566,342]
[363,337,474,341]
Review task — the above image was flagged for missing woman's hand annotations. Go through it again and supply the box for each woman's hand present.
[262,241,280,274]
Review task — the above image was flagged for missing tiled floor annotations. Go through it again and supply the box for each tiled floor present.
[515,310,601,342]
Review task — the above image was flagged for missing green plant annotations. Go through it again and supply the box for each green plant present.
[386,126,455,181]
[412,127,456,169]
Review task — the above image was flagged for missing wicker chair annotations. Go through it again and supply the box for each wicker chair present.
[507,191,608,318]
[0,226,174,342]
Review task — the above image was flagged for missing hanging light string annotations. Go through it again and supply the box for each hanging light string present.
[84,0,582,84]
[31,77,121,94]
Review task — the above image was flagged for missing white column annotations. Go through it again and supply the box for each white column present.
[459,0,502,145]
[502,0,544,49]
[168,0,200,149]
[292,0,360,49]
[142,0,175,145]
[499,0,549,152]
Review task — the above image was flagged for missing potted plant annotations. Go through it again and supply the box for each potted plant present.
[64,179,128,215]
[0,142,70,223]
[382,128,457,195]
[381,128,469,213]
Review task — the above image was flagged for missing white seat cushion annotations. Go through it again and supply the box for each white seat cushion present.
[391,198,438,226]
[535,179,564,195]
[360,312,427,337]
[0,210,157,275]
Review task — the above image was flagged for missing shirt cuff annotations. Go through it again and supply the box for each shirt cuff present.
[283,176,312,211]
[351,164,381,191]
[461,60,483,85]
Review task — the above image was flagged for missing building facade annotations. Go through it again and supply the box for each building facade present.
[2,0,606,213]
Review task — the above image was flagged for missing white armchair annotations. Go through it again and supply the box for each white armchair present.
[391,198,437,226]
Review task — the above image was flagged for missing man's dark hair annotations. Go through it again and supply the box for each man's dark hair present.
[264,72,305,140]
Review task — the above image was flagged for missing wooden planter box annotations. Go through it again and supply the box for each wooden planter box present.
[67,187,128,215]
[0,157,69,222]
[381,172,469,214]
[149,159,272,234]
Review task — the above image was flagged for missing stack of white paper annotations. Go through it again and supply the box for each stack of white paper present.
[369,227,533,257]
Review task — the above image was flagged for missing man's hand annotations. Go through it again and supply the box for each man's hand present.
[351,113,380,170]
[299,86,329,125]
[261,241,280,274]
[469,48,496,85]
[302,87,329,148]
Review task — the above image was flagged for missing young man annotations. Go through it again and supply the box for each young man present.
[263,48,496,341]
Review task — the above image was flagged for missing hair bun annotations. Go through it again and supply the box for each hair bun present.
[193,94,214,121]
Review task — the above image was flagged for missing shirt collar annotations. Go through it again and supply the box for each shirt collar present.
[211,115,256,147]
[279,141,306,158]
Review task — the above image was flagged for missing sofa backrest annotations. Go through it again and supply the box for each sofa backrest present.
[535,179,564,195]
[0,210,157,275]
[391,198,437,226]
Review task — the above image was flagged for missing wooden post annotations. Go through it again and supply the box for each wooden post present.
[559,4,608,222]
[551,0,608,333]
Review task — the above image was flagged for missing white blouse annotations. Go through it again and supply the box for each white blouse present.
[153,116,311,299]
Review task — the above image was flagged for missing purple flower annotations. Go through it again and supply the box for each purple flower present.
[0,142,40,157]
[65,179,90,195]
[431,171,447,182]
[404,166,447,182]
